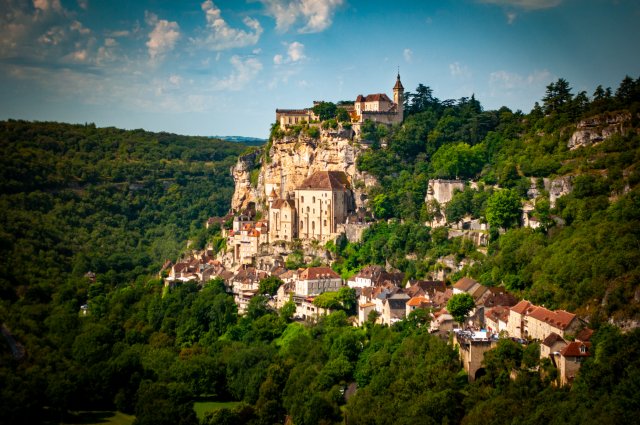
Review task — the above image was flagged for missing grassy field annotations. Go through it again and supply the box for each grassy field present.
[61,411,135,425]
[193,401,242,420]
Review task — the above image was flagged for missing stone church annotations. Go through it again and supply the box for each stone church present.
[268,170,353,242]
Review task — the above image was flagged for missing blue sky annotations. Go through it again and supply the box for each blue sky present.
[1,0,638,138]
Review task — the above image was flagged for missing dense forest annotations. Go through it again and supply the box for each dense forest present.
[1,74,640,425]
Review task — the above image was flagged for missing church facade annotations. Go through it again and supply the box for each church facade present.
[268,170,354,243]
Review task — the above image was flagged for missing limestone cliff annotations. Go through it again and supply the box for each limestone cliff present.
[230,127,377,212]
[230,148,263,212]
[568,111,636,150]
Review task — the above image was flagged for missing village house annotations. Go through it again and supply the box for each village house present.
[405,280,447,299]
[406,296,432,317]
[348,265,405,289]
[484,305,510,334]
[358,302,377,325]
[294,266,343,296]
[557,341,591,386]
[227,219,269,265]
[268,190,296,241]
[507,300,580,340]
[540,332,568,359]
[229,267,268,313]
[526,306,578,340]
[380,291,411,325]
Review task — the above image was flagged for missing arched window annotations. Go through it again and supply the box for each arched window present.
[300,220,304,229]
[306,206,310,213]
[312,221,315,231]
[312,196,315,203]
[324,219,327,226]
[301,196,304,203]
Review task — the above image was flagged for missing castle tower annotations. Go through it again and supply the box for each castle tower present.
[393,72,404,121]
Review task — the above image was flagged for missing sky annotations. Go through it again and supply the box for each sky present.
[0,0,638,138]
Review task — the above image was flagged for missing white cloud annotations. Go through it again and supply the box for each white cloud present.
[403,48,413,63]
[0,0,103,65]
[169,74,183,86]
[195,0,263,50]
[479,0,563,22]
[287,41,305,62]
[273,41,306,65]
[215,55,263,90]
[450,62,471,78]
[489,69,551,94]
[259,0,343,33]
[33,0,63,13]
[478,0,563,10]
[145,11,180,61]
[106,30,131,38]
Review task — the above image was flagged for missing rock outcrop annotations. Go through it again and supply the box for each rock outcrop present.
[230,127,377,212]
[568,112,634,150]
[230,148,263,212]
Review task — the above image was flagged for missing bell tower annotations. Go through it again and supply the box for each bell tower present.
[393,71,404,121]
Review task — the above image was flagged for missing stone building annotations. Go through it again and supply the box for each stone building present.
[268,189,296,241]
[294,170,353,242]
[294,266,343,297]
[507,300,580,340]
[275,74,404,132]
[266,170,354,243]
[558,341,591,386]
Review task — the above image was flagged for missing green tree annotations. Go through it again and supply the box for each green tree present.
[312,101,337,121]
[446,292,475,324]
[486,189,521,230]
[337,286,357,315]
[259,276,283,296]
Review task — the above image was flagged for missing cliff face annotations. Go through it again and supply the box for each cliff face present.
[568,112,635,150]
[230,127,377,212]
[230,149,262,212]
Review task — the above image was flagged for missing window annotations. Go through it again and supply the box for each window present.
[301,196,304,203]
[300,221,304,229]
[306,206,310,213]
[324,219,327,226]
[312,196,315,203]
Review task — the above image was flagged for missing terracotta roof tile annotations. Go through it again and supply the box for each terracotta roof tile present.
[575,328,594,342]
[560,341,591,357]
[297,171,350,190]
[298,266,341,280]
[511,300,534,315]
[454,277,479,291]
[542,332,566,347]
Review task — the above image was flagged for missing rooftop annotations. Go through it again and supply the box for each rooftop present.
[298,266,341,280]
[297,171,351,191]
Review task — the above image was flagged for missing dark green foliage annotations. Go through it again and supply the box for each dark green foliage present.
[312,101,338,121]
[258,276,283,296]
[447,293,476,323]
[485,189,522,230]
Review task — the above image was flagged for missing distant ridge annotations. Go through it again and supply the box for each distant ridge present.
[211,135,266,145]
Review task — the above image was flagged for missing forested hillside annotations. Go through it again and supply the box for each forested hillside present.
[0,121,248,294]
[346,75,640,322]
[1,74,640,425]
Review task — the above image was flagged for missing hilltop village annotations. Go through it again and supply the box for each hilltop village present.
[152,74,623,386]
